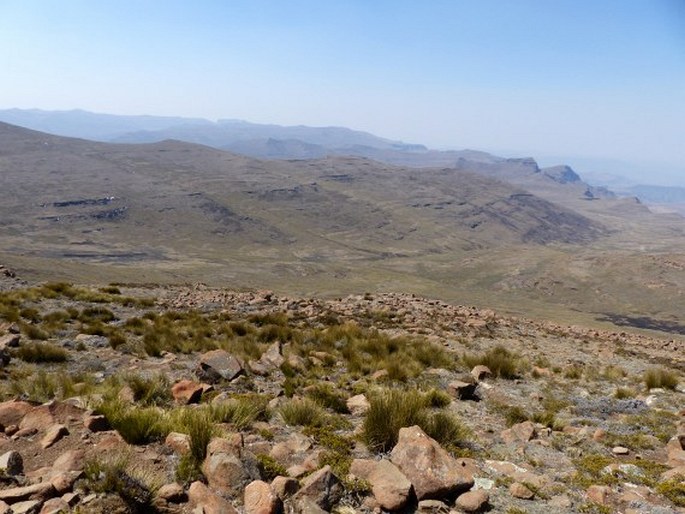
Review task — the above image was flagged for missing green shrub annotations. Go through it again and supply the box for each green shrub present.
[15,342,68,362]
[504,405,530,426]
[21,324,49,341]
[79,306,116,323]
[644,367,679,390]
[175,408,215,463]
[279,398,327,427]
[463,345,519,379]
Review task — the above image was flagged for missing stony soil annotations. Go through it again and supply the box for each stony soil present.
[0,270,683,513]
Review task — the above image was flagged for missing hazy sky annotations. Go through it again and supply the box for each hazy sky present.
[1,0,684,180]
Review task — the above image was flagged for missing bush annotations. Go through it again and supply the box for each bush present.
[644,367,679,390]
[15,342,68,362]
[463,345,519,379]
[279,398,327,427]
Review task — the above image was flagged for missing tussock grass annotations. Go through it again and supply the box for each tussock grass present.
[305,383,350,414]
[462,345,519,379]
[362,387,468,453]
[83,452,160,511]
[97,399,168,444]
[211,394,270,430]
[15,341,68,362]
[2,367,93,402]
[644,367,679,390]
[279,398,327,427]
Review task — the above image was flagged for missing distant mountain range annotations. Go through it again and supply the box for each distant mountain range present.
[0,108,615,204]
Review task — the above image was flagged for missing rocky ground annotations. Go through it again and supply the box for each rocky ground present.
[0,266,683,513]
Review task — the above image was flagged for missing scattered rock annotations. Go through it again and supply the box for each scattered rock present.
[165,432,191,454]
[455,489,489,512]
[83,414,110,432]
[197,349,245,383]
[0,450,23,475]
[501,421,537,445]
[244,480,282,514]
[0,400,32,427]
[391,425,474,500]
[40,424,69,449]
[293,465,343,511]
[612,446,630,456]
[0,482,55,503]
[271,476,299,500]
[39,498,69,514]
[352,458,413,511]
[157,483,187,503]
[346,394,370,416]
[448,380,478,400]
[586,484,611,505]
[471,365,492,381]
[509,482,534,499]
[171,379,205,404]
[203,451,250,496]
[188,480,238,514]
[11,501,41,514]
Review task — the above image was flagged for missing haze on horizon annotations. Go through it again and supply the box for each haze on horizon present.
[1,0,684,185]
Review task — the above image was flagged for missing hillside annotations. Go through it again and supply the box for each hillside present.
[0,281,683,513]
[1,121,684,334]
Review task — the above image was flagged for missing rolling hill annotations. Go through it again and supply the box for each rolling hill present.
[1,121,684,334]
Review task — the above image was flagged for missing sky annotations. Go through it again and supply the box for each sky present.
[1,0,684,183]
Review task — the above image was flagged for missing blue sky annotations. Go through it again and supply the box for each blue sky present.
[1,0,683,182]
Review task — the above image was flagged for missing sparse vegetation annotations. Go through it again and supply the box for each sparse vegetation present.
[462,345,519,379]
[643,366,679,390]
[362,387,468,453]
[279,397,327,427]
[15,341,68,362]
